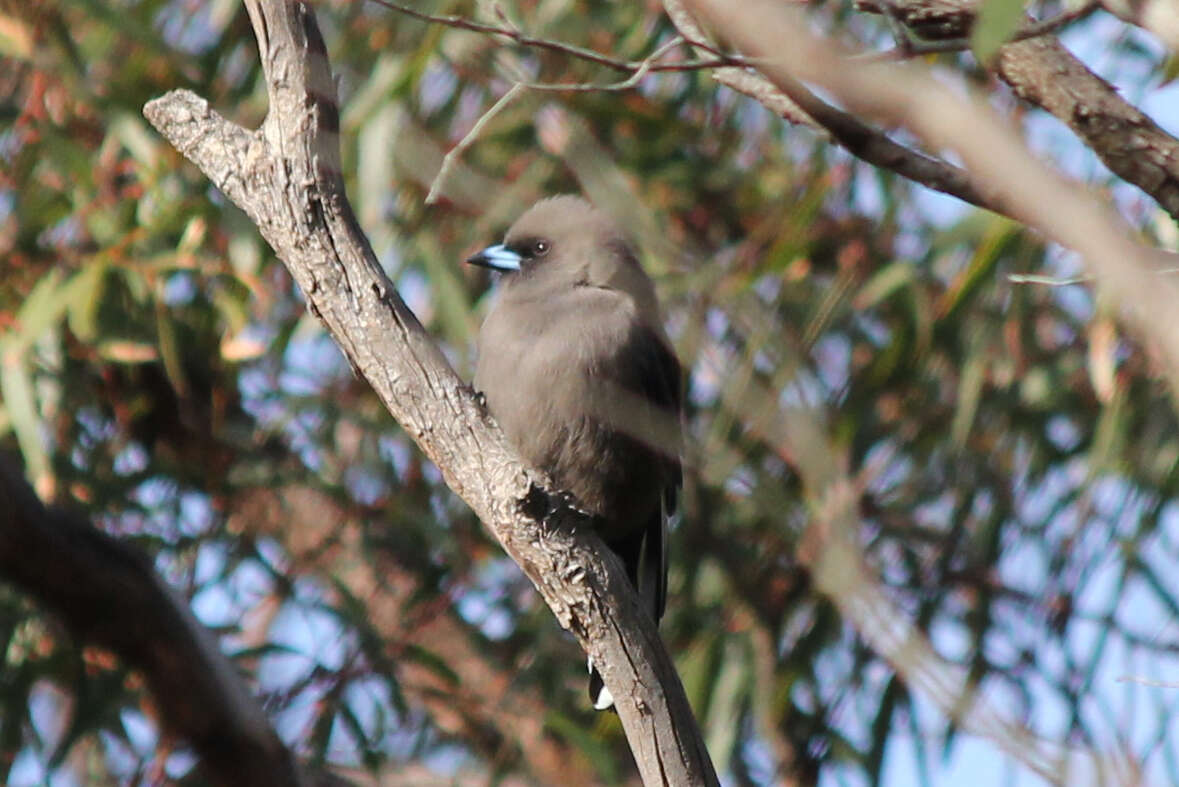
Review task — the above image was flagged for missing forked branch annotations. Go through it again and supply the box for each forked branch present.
[143,1,716,784]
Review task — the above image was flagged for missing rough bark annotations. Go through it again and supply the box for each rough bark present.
[993,34,1179,220]
[675,2,1179,780]
[682,0,1179,396]
[661,0,1004,216]
[142,2,716,785]
[855,0,1179,222]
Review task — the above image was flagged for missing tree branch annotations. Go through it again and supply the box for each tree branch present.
[662,0,1006,216]
[0,455,309,787]
[230,483,604,785]
[368,0,742,75]
[856,0,1179,222]
[681,0,1179,400]
[143,2,716,785]
[871,0,1100,56]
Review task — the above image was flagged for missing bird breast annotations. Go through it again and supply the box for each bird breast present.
[475,287,668,537]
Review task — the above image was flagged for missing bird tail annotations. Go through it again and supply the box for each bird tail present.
[589,656,614,710]
[588,504,668,710]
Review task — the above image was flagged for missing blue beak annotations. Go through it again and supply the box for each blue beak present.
[466,244,522,272]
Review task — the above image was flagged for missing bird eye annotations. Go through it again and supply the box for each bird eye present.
[532,240,550,256]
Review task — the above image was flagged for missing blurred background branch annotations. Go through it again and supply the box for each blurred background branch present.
[0,454,309,787]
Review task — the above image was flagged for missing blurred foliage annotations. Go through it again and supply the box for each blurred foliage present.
[2,0,1179,785]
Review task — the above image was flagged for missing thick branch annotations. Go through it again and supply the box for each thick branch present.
[676,2,1176,778]
[682,0,1179,399]
[857,0,1179,222]
[662,0,1004,216]
[143,2,716,785]
[0,455,307,787]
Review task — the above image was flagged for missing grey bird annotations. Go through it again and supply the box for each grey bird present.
[467,195,682,710]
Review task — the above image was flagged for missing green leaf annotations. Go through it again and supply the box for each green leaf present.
[854,260,916,310]
[63,261,109,343]
[109,111,158,168]
[545,710,621,781]
[228,642,302,660]
[1088,387,1126,477]
[971,0,1027,65]
[12,269,66,354]
[418,233,478,343]
[937,215,1017,320]
[0,343,50,494]
[356,104,399,231]
[399,643,460,688]
[677,634,720,715]
[1160,54,1179,87]
[704,638,747,775]
[951,353,986,448]
[155,306,190,396]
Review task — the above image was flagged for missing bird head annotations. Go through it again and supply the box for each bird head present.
[466,196,629,278]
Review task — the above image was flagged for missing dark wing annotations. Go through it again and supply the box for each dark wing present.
[588,321,683,709]
[614,323,683,475]
[616,325,682,623]
[649,331,681,622]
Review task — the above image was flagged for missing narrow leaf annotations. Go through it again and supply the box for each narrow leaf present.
[971,0,1027,65]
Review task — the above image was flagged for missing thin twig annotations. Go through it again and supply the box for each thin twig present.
[517,36,688,92]
[425,36,698,200]
[368,0,635,71]
[660,0,1011,215]
[1008,264,1179,286]
[1115,676,1179,688]
[425,82,524,205]
[1007,272,1094,285]
[367,0,747,74]
[997,0,1102,40]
